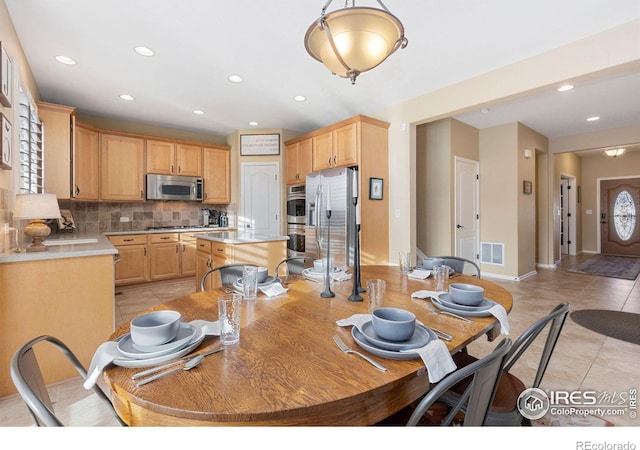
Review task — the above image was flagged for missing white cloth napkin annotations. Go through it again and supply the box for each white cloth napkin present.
[336,313,457,383]
[411,290,445,299]
[489,304,510,335]
[332,271,352,281]
[401,339,457,383]
[83,319,220,390]
[259,282,288,297]
[408,269,431,280]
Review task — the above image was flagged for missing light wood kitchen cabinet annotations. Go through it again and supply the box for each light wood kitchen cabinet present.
[146,140,202,176]
[0,253,115,397]
[109,234,149,285]
[73,122,100,200]
[285,115,390,264]
[38,102,76,200]
[195,237,287,291]
[203,146,231,204]
[180,234,198,276]
[149,233,181,280]
[100,133,145,201]
[285,138,313,185]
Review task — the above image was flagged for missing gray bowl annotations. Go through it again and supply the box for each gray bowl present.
[257,267,268,283]
[372,307,416,342]
[449,283,485,306]
[130,310,182,346]
[422,257,444,269]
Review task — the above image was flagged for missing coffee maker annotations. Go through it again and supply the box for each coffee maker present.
[202,209,220,226]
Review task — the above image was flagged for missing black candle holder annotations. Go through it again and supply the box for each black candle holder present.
[320,209,335,298]
[349,196,364,301]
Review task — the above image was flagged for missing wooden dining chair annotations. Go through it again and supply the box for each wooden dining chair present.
[274,256,313,280]
[200,263,258,291]
[10,335,126,427]
[434,256,481,278]
[441,302,571,425]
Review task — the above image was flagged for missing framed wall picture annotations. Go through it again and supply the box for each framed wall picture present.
[240,133,280,156]
[1,113,12,170]
[523,180,532,195]
[0,42,12,107]
[369,177,383,200]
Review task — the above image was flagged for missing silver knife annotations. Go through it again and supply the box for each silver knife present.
[430,327,453,342]
[131,346,224,380]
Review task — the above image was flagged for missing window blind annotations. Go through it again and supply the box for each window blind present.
[18,90,43,193]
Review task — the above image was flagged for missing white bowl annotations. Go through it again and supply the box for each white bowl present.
[130,310,182,346]
[448,283,484,306]
[372,307,416,342]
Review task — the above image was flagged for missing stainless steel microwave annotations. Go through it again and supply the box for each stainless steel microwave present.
[146,174,203,201]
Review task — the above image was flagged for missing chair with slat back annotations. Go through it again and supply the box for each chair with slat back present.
[200,263,258,291]
[434,256,481,278]
[10,335,126,427]
[274,256,314,280]
[405,338,512,426]
[441,302,571,425]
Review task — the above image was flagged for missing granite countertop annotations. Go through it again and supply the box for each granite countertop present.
[196,231,289,244]
[0,233,117,263]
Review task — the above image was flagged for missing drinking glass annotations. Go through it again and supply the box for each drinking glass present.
[367,279,386,313]
[433,265,451,292]
[242,266,258,300]
[399,252,411,274]
[218,293,242,345]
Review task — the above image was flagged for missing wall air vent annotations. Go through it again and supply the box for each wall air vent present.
[480,242,504,265]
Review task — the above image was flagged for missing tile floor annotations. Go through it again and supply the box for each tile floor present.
[2,255,639,427]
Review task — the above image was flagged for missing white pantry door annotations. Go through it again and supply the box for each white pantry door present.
[241,162,280,236]
[454,157,479,263]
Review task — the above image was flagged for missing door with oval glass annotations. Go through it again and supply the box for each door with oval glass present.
[600,177,640,256]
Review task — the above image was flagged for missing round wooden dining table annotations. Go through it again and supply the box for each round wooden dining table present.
[104,265,512,426]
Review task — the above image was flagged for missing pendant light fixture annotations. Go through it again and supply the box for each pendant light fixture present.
[304,0,408,84]
[604,148,625,158]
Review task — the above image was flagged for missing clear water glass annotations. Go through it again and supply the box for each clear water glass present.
[242,266,258,300]
[218,294,242,345]
[399,252,411,274]
[367,279,386,313]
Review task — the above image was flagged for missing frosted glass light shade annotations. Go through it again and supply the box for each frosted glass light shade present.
[305,5,407,84]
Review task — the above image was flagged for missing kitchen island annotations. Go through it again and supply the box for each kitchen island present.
[0,233,117,397]
[195,231,288,291]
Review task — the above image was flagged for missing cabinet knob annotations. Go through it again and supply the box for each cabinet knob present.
[171,164,175,174]
[176,244,179,253]
[140,190,144,199]
[75,185,80,196]
[333,155,337,166]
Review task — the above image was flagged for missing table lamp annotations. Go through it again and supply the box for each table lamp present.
[13,193,61,252]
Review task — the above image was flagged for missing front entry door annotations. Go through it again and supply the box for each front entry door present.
[600,177,640,256]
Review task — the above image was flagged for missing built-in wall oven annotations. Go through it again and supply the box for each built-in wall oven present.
[287,185,305,256]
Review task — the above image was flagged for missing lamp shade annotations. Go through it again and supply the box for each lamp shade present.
[305,3,407,84]
[13,193,61,220]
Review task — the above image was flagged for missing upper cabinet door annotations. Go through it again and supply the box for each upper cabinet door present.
[100,133,145,201]
[176,143,203,177]
[146,140,176,175]
[312,132,333,171]
[73,124,100,200]
[332,122,358,168]
[203,147,230,204]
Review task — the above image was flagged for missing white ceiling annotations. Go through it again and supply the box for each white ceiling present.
[5,0,640,151]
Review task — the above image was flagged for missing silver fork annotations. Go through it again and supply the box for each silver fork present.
[332,335,387,372]
[424,305,472,323]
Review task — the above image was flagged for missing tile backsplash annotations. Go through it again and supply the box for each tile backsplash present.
[56,200,232,234]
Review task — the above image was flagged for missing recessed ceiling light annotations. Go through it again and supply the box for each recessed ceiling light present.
[119,94,134,101]
[192,110,205,115]
[134,46,155,57]
[228,75,244,83]
[586,116,600,122]
[557,84,574,92]
[294,95,306,102]
[481,108,490,114]
[249,121,258,126]
[55,55,77,65]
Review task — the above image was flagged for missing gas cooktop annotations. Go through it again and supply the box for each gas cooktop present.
[145,225,219,230]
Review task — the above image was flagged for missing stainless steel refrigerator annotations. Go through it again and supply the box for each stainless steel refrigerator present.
[305,167,356,268]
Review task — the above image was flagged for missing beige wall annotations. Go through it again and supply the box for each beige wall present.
[580,151,640,252]
[376,19,640,277]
